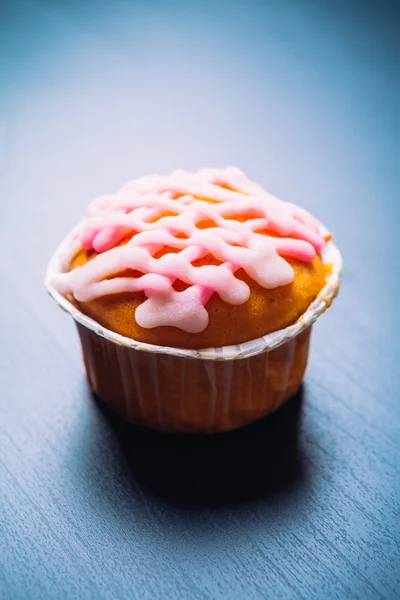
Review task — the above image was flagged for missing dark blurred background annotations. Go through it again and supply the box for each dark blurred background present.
[1,0,399,233]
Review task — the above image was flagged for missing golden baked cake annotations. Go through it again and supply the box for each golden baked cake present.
[47,167,341,432]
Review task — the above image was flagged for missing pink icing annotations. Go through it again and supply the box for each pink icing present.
[53,167,325,333]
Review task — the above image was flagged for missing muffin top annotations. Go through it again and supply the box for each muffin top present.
[54,167,328,348]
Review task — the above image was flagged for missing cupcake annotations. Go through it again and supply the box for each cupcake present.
[46,167,341,433]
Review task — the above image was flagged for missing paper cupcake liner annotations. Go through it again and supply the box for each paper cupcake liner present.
[75,323,312,432]
[45,222,342,432]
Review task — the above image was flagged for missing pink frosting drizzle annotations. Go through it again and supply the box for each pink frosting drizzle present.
[53,167,325,333]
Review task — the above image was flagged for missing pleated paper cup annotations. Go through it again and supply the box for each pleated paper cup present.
[45,224,342,433]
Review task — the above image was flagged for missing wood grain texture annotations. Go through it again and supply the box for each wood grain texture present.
[1,0,399,598]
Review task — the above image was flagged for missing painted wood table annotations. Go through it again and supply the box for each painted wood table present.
[1,1,399,598]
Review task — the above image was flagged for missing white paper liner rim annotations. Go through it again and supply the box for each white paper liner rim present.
[45,222,342,361]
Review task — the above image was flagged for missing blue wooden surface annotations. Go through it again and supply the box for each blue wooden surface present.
[1,1,399,598]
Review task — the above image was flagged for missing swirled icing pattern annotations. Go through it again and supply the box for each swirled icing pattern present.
[53,167,325,333]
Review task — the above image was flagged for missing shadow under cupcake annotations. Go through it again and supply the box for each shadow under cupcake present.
[94,385,307,509]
